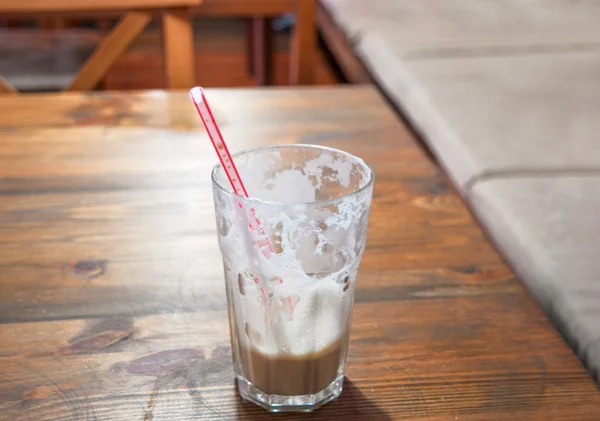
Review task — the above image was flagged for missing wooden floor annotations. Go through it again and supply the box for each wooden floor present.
[0,18,339,92]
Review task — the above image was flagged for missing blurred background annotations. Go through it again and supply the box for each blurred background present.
[0,11,338,92]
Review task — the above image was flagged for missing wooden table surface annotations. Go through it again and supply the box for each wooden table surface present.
[0,87,598,420]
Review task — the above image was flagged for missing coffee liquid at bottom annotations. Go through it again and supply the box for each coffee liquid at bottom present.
[239,338,345,396]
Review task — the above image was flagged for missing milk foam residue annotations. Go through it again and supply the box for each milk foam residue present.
[215,150,371,356]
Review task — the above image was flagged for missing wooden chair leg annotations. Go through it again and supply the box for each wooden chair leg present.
[68,10,153,91]
[251,17,273,86]
[290,0,316,85]
[162,8,196,89]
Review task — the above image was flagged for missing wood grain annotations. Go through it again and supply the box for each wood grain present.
[0,87,598,420]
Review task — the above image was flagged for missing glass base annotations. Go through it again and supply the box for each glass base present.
[237,374,344,412]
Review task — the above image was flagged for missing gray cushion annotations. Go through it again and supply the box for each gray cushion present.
[356,37,600,190]
[331,0,600,381]
[322,0,600,49]
[469,176,600,381]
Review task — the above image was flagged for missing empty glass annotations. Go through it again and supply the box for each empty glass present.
[211,144,374,412]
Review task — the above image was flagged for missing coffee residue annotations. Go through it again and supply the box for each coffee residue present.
[239,337,346,395]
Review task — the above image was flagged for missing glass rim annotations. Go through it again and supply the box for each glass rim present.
[211,144,375,207]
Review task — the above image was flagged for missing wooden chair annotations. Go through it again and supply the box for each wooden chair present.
[0,0,200,94]
[194,0,317,86]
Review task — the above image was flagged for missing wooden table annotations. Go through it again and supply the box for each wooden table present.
[0,87,598,420]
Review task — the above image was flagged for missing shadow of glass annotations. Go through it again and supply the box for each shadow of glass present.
[233,378,392,420]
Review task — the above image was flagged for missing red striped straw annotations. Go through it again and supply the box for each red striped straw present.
[189,87,247,196]
[189,87,274,256]
[189,87,296,313]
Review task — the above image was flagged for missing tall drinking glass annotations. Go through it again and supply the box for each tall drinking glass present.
[211,144,374,412]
